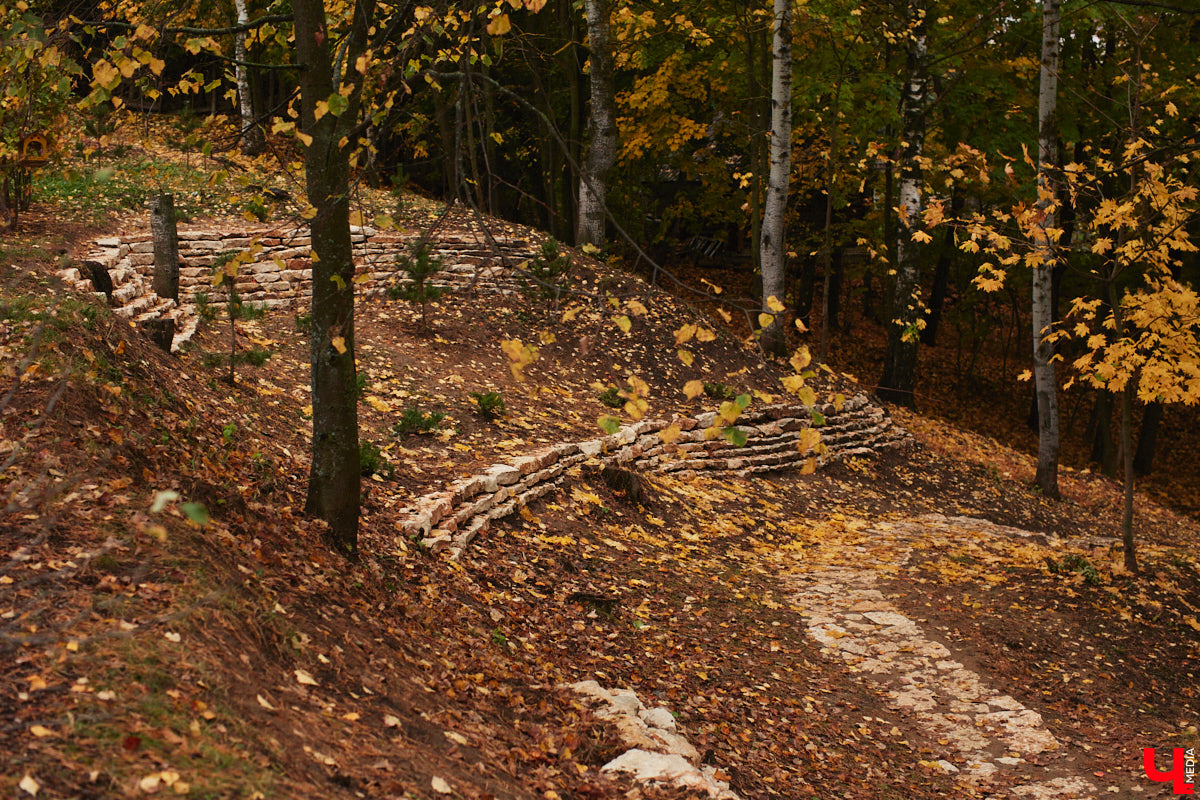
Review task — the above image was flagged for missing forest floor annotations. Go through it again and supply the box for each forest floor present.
[2,131,1199,800]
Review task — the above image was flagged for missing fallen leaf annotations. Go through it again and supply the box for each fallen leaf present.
[294,669,318,686]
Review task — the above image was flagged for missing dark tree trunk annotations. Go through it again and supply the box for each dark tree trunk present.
[922,190,961,346]
[1088,389,1118,476]
[878,0,930,407]
[294,0,374,558]
[1133,401,1162,476]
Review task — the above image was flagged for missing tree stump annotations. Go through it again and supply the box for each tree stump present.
[150,194,180,302]
[141,317,176,352]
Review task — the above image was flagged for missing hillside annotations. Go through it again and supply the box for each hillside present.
[2,194,1199,800]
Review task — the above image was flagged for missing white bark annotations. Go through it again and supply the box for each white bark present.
[234,0,265,155]
[1032,0,1061,497]
[759,0,792,357]
[576,0,616,247]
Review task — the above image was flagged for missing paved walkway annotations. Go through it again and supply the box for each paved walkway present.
[786,515,1098,800]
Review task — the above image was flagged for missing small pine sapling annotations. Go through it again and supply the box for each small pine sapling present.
[209,248,270,384]
[388,246,446,328]
[469,390,506,420]
[522,239,573,304]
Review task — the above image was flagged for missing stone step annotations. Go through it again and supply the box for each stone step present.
[113,293,156,319]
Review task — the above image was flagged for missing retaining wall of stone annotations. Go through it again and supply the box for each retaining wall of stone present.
[56,226,539,351]
[402,392,910,559]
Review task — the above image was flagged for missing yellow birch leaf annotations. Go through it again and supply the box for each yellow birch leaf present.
[758,313,774,328]
[677,349,694,366]
[789,347,812,371]
[766,295,785,312]
[296,131,313,147]
[658,424,681,444]
[331,337,347,354]
[486,13,511,35]
[799,457,818,475]
[696,327,716,342]
[627,299,648,316]
[683,380,704,400]
[797,428,821,453]
[614,315,632,333]
[675,323,697,345]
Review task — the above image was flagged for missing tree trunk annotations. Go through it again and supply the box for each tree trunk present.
[1120,385,1138,572]
[234,0,265,155]
[1031,0,1062,498]
[1089,389,1117,475]
[150,194,180,302]
[922,190,961,346]
[758,0,793,358]
[877,0,929,407]
[294,0,372,559]
[1133,401,1162,476]
[576,0,616,248]
[818,84,841,363]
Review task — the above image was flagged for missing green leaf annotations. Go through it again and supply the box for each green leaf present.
[326,92,350,117]
[810,410,826,427]
[722,427,748,447]
[735,393,751,410]
[598,415,621,435]
[180,502,210,526]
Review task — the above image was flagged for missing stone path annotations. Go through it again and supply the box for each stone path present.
[786,515,1098,799]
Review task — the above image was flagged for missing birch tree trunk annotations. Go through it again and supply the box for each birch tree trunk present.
[294,0,373,558]
[234,0,265,155]
[878,0,929,406]
[1032,0,1062,498]
[575,0,616,248]
[758,0,792,358]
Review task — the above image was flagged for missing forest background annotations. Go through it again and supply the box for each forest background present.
[1,0,1198,549]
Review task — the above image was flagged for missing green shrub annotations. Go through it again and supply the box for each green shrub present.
[703,381,737,401]
[469,391,506,420]
[597,386,624,408]
[359,440,393,478]
[521,239,572,302]
[392,406,446,436]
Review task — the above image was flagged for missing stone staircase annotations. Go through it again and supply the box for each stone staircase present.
[400,392,911,559]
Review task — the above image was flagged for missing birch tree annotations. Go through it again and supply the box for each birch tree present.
[576,0,616,247]
[233,0,265,155]
[759,0,792,357]
[1031,0,1062,498]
